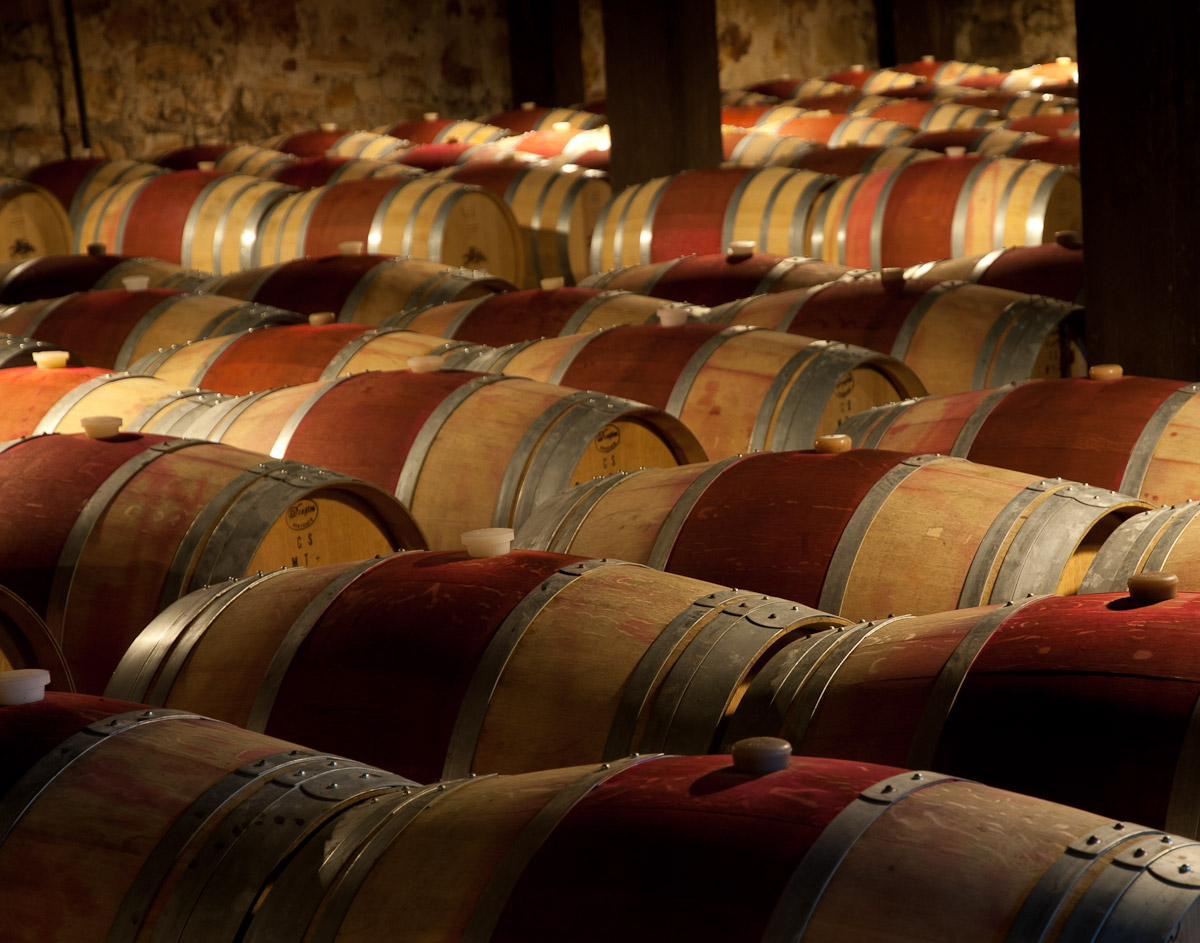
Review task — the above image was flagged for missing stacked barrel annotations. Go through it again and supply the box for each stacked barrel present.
[14,51,1200,943]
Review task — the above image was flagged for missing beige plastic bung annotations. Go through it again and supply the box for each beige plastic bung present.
[196,161,216,171]
[80,415,123,439]
[727,240,756,259]
[539,276,566,291]
[0,669,51,705]
[1056,56,1073,65]
[462,527,515,557]
[1128,571,1178,604]
[320,122,337,132]
[851,64,865,71]
[1055,230,1083,249]
[921,54,935,62]
[657,306,691,327]
[731,737,793,775]
[814,434,853,453]
[407,355,443,374]
[308,312,337,326]
[945,145,967,158]
[551,121,571,132]
[122,275,151,291]
[423,111,440,122]
[521,101,536,110]
[1088,364,1123,381]
[338,240,364,256]
[32,350,70,370]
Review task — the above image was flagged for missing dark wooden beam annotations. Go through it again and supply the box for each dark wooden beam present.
[600,0,722,191]
[886,0,954,65]
[507,0,584,109]
[1076,6,1200,379]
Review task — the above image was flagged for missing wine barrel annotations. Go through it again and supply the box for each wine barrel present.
[903,232,1085,302]
[724,585,1200,836]
[0,364,186,438]
[213,143,300,177]
[858,100,1003,131]
[0,431,425,692]
[941,88,1076,118]
[268,155,422,188]
[378,116,513,144]
[23,158,167,226]
[0,586,70,687]
[515,447,1153,620]
[579,251,857,306]
[775,143,941,176]
[433,161,612,287]
[1010,135,1081,166]
[483,104,606,133]
[129,323,473,394]
[258,127,411,158]
[1005,112,1081,135]
[73,169,297,274]
[1082,507,1200,594]
[721,128,826,166]
[0,252,190,303]
[590,167,835,272]
[0,288,304,370]
[905,126,1046,156]
[380,287,701,341]
[743,77,856,99]
[0,694,417,943]
[447,323,926,459]
[189,254,517,326]
[109,550,847,780]
[253,177,526,285]
[10,694,1200,942]
[150,369,706,550]
[151,143,231,170]
[808,153,1083,268]
[0,178,74,262]
[891,56,996,86]
[766,112,917,147]
[703,273,1086,394]
[839,369,1200,505]
[823,65,926,92]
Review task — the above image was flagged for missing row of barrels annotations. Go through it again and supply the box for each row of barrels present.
[8,687,1200,942]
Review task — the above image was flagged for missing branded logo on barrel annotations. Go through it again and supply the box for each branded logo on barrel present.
[287,498,319,529]
[595,424,621,452]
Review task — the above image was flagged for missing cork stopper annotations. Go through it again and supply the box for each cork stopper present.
[880,266,906,285]
[521,101,536,110]
[121,275,150,291]
[423,111,440,121]
[945,145,967,157]
[731,737,792,775]
[462,527,515,557]
[1055,230,1083,249]
[0,669,51,705]
[80,415,123,439]
[1088,363,1122,381]
[197,160,216,171]
[338,240,364,256]
[657,306,691,327]
[1128,571,1178,604]
[308,312,337,326]
[552,121,571,132]
[319,122,338,132]
[407,355,443,373]
[727,240,756,259]
[86,242,106,256]
[814,433,853,453]
[32,350,70,370]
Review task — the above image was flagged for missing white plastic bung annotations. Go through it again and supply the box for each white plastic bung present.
[462,527,515,557]
[0,669,51,705]
[320,122,338,132]
[338,240,364,256]
[308,312,337,326]
[122,275,151,291]
[196,161,216,171]
[727,240,756,258]
[657,307,691,327]
[32,350,70,370]
[80,415,123,439]
[945,145,967,158]
[552,121,571,132]
[407,355,443,373]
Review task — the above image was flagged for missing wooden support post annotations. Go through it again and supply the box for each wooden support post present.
[508,0,584,110]
[600,0,722,191]
[1076,6,1200,379]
